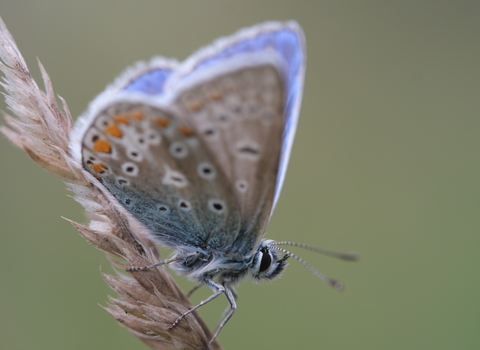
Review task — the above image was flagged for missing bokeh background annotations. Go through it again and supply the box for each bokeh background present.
[1,1,479,349]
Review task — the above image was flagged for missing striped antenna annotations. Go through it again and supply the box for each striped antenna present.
[272,241,359,261]
[270,245,345,291]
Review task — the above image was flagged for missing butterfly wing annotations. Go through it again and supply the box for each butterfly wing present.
[167,21,306,211]
[103,21,306,210]
[77,94,240,250]
[118,58,177,96]
[72,21,304,258]
[168,57,286,254]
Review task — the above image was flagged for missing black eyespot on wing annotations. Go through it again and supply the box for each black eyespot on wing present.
[208,199,225,214]
[204,128,215,136]
[178,199,191,211]
[238,145,259,155]
[121,162,139,176]
[198,162,216,180]
[157,204,170,213]
[236,180,248,192]
[117,177,129,186]
[172,174,184,182]
[169,142,188,158]
[218,113,229,122]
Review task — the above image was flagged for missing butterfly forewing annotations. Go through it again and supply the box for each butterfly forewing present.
[172,63,285,254]
[80,62,284,256]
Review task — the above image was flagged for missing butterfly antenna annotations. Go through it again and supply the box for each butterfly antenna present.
[272,241,359,261]
[270,246,344,291]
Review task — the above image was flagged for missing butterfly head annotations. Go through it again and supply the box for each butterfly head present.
[249,240,289,281]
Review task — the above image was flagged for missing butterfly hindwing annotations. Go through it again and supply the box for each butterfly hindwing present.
[80,99,241,250]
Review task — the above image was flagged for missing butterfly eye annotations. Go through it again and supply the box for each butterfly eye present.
[252,244,288,281]
[259,247,272,273]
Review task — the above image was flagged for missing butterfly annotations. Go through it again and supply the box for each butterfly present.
[70,21,353,341]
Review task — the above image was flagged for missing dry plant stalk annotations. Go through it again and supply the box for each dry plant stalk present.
[0,16,222,350]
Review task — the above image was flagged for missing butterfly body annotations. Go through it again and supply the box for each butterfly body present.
[70,21,305,338]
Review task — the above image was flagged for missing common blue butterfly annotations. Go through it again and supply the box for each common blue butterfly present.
[70,21,354,340]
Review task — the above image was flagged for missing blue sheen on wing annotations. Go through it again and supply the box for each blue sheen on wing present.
[177,27,305,207]
[116,24,304,211]
[122,68,173,95]
[184,29,303,120]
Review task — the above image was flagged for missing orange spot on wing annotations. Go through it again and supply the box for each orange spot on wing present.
[114,115,130,125]
[93,139,111,153]
[208,91,222,101]
[104,124,123,138]
[178,125,194,137]
[89,162,108,174]
[187,100,203,112]
[154,117,169,128]
[132,111,144,120]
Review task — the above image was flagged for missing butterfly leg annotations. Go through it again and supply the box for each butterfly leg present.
[210,283,236,342]
[127,251,199,272]
[218,285,237,322]
[170,277,225,328]
[187,283,203,298]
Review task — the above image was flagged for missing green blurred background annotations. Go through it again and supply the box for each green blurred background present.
[1,1,479,349]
